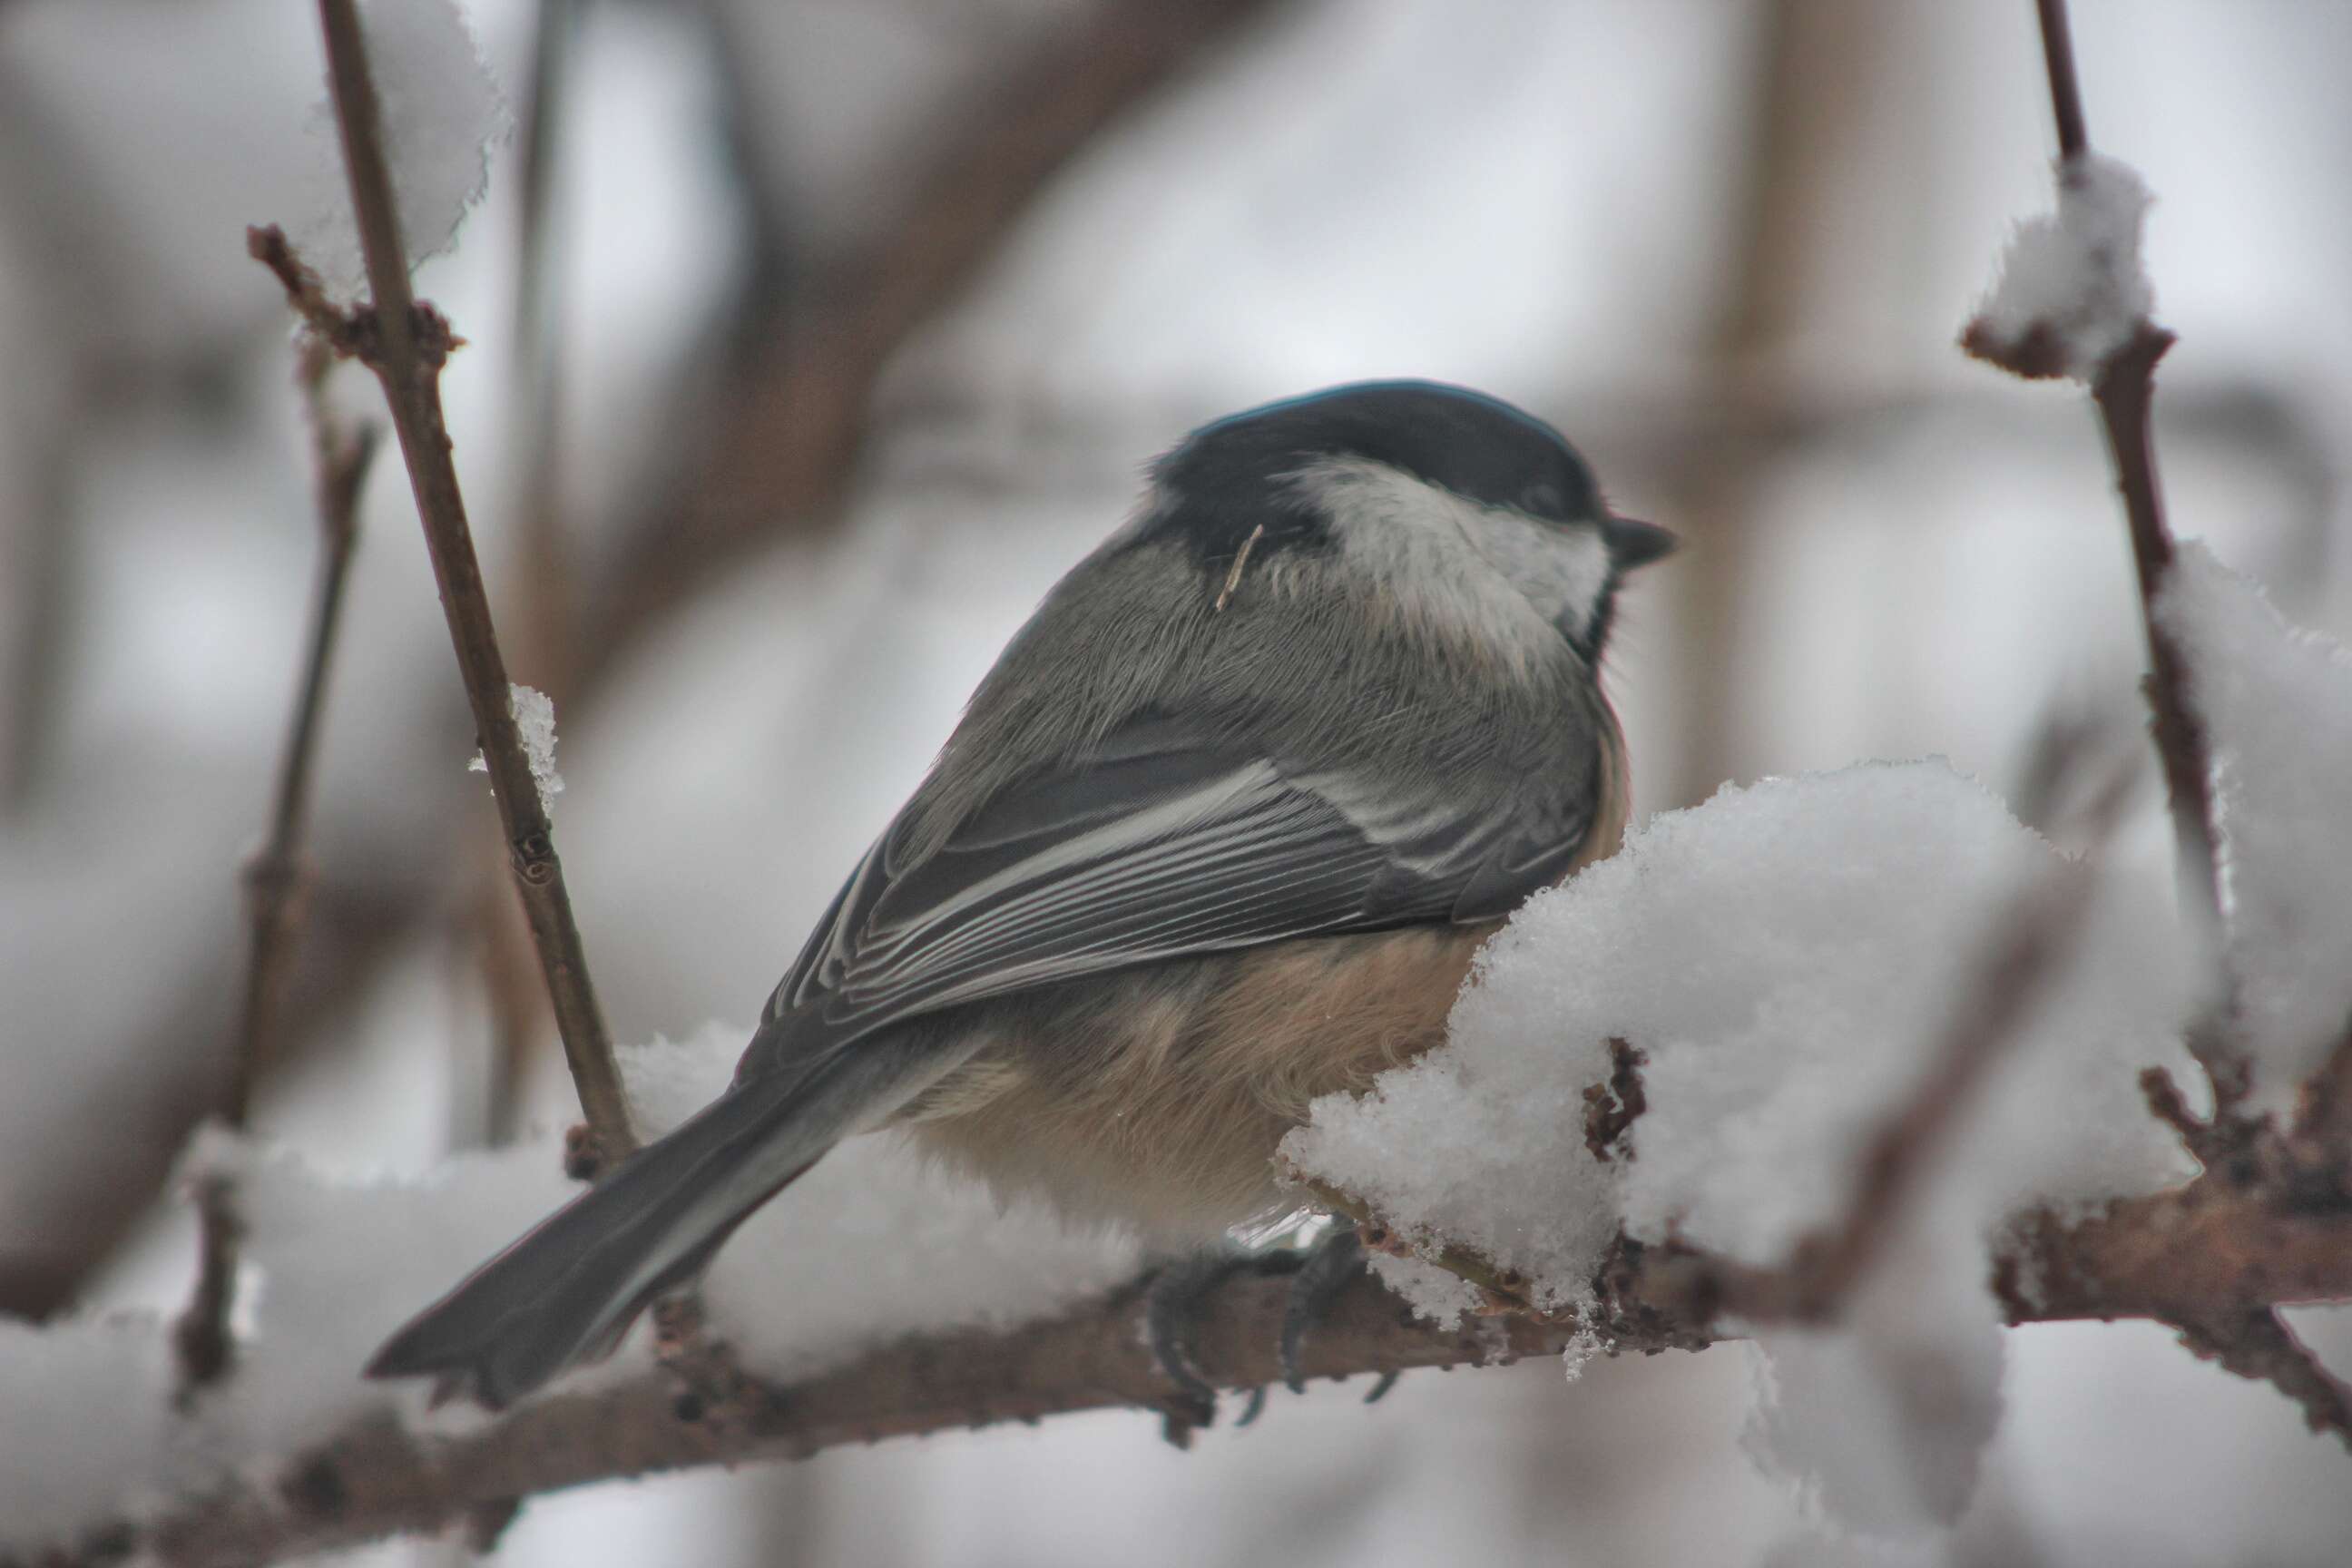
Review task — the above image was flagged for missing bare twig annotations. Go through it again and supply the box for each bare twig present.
[2137,1061,2271,1185]
[461,0,582,1151]
[2092,329,2221,928]
[2032,0,2088,161]
[225,336,379,1131]
[1581,1037,1648,1163]
[169,1172,245,1406]
[176,338,378,1400]
[298,0,636,1164]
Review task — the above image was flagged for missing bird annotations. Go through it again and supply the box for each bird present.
[366,379,1675,1411]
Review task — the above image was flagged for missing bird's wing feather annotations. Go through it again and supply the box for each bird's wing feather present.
[748,711,1594,1074]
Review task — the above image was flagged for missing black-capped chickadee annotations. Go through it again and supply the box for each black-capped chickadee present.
[368,380,1674,1407]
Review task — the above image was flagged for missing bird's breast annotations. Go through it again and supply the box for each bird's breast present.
[897,924,1490,1242]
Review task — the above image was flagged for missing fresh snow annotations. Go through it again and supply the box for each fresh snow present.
[298,0,507,290]
[1287,760,2200,1533]
[1969,152,2154,381]
[2158,542,2352,1108]
[468,681,567,811]
[0,1024,1135,1559]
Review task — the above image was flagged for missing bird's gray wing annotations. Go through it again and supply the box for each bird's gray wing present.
[749,710,1597,1071]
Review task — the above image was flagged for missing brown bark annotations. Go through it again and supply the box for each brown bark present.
[29,1168,2345,1568]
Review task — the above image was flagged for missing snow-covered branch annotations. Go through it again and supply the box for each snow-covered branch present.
[19,1107,2352,1568]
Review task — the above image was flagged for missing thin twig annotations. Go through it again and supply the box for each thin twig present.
[225,336,380,1130]
[2033,0,2220,913]
[175,338,379,1400]
[2030,2,2220,930]
[169,1172,245,1406]
[2092,330,2220,926]
[2033,0,2088,162]
[463,0,582,1151]
[303,0,637,1163]
[272,0,634,1165]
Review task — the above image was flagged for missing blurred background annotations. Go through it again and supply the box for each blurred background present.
[2,0,2348,1563]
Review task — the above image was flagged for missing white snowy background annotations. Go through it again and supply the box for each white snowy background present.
[2,0,2350,1564]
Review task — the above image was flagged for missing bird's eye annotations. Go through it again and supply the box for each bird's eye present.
[1519,481,1563,517]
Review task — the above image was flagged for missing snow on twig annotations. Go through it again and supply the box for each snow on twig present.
[1961,0,2233,1105]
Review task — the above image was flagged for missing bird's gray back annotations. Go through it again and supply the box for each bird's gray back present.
[900,525,1604,857]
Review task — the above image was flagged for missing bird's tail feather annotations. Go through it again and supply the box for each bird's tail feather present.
[366,1034,950,1407]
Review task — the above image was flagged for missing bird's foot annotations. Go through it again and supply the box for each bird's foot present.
[1277,1225,1396,1404]
[1144,1221,1399,1446]
[1145,1245,1302,1445]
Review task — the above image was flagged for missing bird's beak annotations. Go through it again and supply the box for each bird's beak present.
[1603,514,1678,570]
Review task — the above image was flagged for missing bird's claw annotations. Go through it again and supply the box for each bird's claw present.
[1279,1225,1366,1393]
[1145,1221,1391,1441]
[1144,1247,1304,1443]
[1145,1250,1243,1442]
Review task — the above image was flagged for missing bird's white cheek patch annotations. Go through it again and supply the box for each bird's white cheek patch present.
[1292,457,1605,653]
[1469,514,1610,644]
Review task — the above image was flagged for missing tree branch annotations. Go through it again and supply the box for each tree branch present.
[456,0,583,1152]
[1307,831,2105,1331]
[24,1169,2343,1568]
[2166,1308,2352,1453]
[584,0,1286,672]
[295,0,637,1164]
